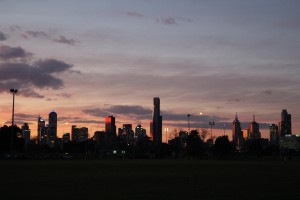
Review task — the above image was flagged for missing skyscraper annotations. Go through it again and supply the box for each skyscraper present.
[37,116,46,144]
[279,109,292,136]
[122,124,134,145]
[249,115,261,139]
[48,111,57,140]
[150,97,162,145]
[105,116,116,135]
[232,113,243,149]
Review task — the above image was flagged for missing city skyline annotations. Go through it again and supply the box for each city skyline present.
[1,0,300,139]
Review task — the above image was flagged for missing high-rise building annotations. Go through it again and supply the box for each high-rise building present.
[122,124,134,145]
[48,111,57,140]
[270,124,279,145]
[249,115,261,139]
[232,113,243,148]
[150,97,162,145]
[21,123,30,145]
[279,109,292,136]
[37,116,46,144]
[135,124,147,139]
[71,125,88,142]
[105,116,116,135]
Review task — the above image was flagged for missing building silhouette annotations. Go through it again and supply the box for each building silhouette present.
[21,123,30,145]
[48,111,57,141]
[279,109,292,136]
[232,113,243,149]
[135,124,147,139]
[62,133,70,143]
[122,124,134,145]
[37,116,46,144]
[105,116,116,135]
[71,125,88,142]
[270,124,279,145]
[150,97,162,145]
[249,115,261,139]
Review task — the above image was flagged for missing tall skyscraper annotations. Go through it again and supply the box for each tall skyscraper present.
[48,111,57,140]
[279,109,292,136]
[150,97,162,145]
[232,113,243,148]
[105,116,116,135]
[249,115,261,139]
[37,116,46,144]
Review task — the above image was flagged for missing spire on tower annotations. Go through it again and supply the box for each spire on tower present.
[253,114,255,122]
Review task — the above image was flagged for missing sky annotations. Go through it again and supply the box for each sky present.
[0,0,300,141]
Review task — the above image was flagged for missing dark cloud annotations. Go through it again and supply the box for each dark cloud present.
[25,30,49,38]
[15,113,38,120]
[0,55,74,98]
[263,90,273,95]
[19,88,44,98]
[0,32,7,41]
[56,93,72,98]
[0,45,33,61]
[53,36,77,46]
[109,105,151,115]
[158,17,177,25]
[83,105,151,119]
[125,11,144,18]
[228,98,244,103]
[35,59,73,73]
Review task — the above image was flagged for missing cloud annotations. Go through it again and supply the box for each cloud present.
[53,36,77,46]
[125,11,144,18]
[35,59,73,73]
[83,105,151,119]
[0,55,74,98]
[25,30,49,38]
[56,93,72,98]
[15,113,38,120]
[0,45,33,61]
[0,32,7,41]
[19,88,44,98]
[157,17,177,25]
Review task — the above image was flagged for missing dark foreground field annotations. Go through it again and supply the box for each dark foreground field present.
[0,160,299,200]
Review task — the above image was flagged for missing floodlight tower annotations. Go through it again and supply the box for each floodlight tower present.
[10,89,18,126]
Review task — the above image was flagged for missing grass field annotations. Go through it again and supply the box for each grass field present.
[0,160,300,200]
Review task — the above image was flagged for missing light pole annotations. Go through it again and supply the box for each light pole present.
[164,128,168,144]
[10,89,17,126]
[187,114,190,133]
[209,121,215,139]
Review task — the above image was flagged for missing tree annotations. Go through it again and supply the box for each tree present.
[214,135,231,157]
[169,128,179,140]
[186,130,204,157]
[200,128,209,142]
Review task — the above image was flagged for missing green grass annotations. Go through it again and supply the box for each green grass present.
[0,160,299,200]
